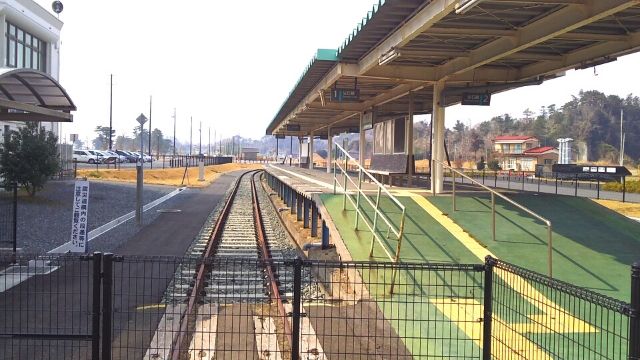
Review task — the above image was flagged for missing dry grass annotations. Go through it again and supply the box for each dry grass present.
[593,199,640,218]
[77,163,264,187]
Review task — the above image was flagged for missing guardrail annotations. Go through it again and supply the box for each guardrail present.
[434,159,555,277]
[332,143,406,292]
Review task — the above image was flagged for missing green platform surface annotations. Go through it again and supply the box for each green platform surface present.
[320,192,638,357]
[320,194,480,265]
[322,192,640,301]
[319,192,638,357]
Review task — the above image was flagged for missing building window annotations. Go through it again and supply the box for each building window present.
[384,120,393,154]
[373,122,385,154]
[6,21,46,71]
[393,117,405,154]
[514,144,522,154]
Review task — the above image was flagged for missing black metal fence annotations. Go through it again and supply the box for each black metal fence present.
[0,253,638,359]
[161,155,233,169]
[447,169,632,202]
[0,183,17,254]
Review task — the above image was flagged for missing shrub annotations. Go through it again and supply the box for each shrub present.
[0,122,59,196]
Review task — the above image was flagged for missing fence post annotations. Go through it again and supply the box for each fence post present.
[12,182,17,263]
[483,256,495,360]
[597,174,600,200]
[623,176,627,203]
[102,253,114,360]
[91,252,102,360]
[507,170,511,189]
[494,171,497,188]
[574,173,578,197]
[291,258,302,360]
[522,171,525,191]
[630,261,640,360]
[555,173,558,194]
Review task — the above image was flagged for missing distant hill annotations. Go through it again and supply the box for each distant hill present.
[449,90,638,165]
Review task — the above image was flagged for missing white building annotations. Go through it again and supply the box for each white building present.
[0,0,63,140]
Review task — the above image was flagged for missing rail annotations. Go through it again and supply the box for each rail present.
[434,159,554,277]
[170,170,256,359]
[332,143,406,292]
[251,171,291,346]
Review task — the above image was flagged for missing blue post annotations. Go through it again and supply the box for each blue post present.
[290,188,296,214]
[321,220,330,249]
[296,193,303,221]
[303,198,310,228]
[311,204,318,237]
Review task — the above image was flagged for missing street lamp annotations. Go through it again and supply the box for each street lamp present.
[136,113,148,161]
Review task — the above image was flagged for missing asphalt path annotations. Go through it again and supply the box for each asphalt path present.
[0,171,246,360]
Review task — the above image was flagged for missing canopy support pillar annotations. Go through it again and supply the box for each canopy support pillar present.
[359,112,365,166]
[298,137,303,167]
[431,80,446,194]
[308,131,314,170]
[408,92,414,186]
[327,126,332,173]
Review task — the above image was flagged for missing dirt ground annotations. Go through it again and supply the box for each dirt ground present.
[77,163,264,187]
[593,199,640,218]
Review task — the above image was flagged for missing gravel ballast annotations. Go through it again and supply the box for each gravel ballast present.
[14,180,177,253]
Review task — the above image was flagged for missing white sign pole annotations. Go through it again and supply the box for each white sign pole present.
[69,180,90,253]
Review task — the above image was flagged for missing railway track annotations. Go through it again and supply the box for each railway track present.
[166,170,297,359]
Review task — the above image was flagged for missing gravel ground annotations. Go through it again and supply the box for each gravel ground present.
[15,180,177,253]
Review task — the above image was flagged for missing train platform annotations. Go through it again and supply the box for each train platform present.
[265,163,428,194]
[265,164,640,302]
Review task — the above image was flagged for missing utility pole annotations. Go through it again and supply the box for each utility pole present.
[189,116,193,156]
[148,95,152,168]
[109,74,113,150]
[620,108,624,166]
[172,108,176,156]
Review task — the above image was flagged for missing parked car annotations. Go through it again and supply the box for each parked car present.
[98,151,118,164]
[87,150,104,164]
[115,150,137,163]
[143,153,152,162]
[73,150,95,163]
[105,150,126,163]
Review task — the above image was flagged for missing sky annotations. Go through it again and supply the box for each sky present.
[41,0,640,144]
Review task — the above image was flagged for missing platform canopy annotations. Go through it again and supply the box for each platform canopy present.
[0,68,76,122]
[266,0,640,137]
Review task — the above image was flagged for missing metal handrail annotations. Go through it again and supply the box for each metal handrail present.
[433,159,554,277]
[332,143,406,292]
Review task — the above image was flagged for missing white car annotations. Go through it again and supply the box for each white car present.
[86,150,104,163]
[73,150,96,163]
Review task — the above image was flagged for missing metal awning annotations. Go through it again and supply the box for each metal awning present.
[0,68,76,122]
[268,0,640,137]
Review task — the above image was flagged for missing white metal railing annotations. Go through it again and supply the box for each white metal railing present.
[434,159,554,277]
[332,143,406,292]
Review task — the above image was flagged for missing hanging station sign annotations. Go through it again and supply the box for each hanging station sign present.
[286,124,301,131]
[331,88,360,102]
[461,93,491,106]
[275,134,285,139]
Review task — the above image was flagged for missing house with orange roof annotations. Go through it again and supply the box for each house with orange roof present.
[492,136,558,171]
